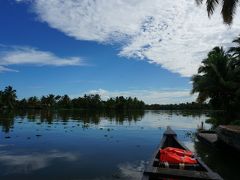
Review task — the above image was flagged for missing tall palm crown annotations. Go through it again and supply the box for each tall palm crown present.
[192,45,240,111]
[196,0,239,24]
[2,86,17,109]
[192,47,229,104]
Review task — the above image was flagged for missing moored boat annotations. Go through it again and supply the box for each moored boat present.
[142,127,223,180]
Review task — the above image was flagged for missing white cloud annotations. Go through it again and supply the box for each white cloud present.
[0,66,18,73]
[0,46,85,72]
[72,88,196,104]
[16,0,240,76]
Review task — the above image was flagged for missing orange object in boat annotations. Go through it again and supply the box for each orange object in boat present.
[160,149,197,164]
[163,147,193,157]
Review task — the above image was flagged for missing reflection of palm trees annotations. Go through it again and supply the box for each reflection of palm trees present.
[0,111,15,133]
[205,111,232,127]
[16,110,144,126]
[0,110,145,132]
[150,110,208,118]
[40,110,55,123]
[60,110,144,124]
[196,0,239,24]
[194,140,240,179]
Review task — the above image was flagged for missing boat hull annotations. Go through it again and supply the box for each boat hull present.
[142,127,222,180]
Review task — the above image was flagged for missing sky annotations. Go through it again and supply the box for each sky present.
[0,0,240,104]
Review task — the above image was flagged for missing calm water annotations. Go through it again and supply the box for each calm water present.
[0,110,238,180]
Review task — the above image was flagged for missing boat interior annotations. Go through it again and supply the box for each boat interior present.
[152,135,207,172]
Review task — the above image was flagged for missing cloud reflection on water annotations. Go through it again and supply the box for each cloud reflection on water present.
[117,161,146,180]
[0,149,79,174]
[89,161,145,180]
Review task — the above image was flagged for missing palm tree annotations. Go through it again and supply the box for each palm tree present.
[2,86,17,109]
[228,36,240,109]
[58,95,71,109]
[192,47,238,109]
[0,91,4,108]
[196,0,239,24]
[27,96,40,108]
[45,94,56,107]
[18,98,27,108]
[192,46,240,111]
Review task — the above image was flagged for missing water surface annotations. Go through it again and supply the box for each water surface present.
[0,110,237,180]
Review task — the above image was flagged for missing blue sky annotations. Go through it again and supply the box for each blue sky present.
[0,0,239,104]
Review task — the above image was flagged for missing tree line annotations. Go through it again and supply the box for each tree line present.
[0,86,213,111]
[0,86,145,110]
[146,102,210,110]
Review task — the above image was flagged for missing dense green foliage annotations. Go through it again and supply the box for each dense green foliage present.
[0,86,17,109]
[0,85,213,111]
[146,102,209,110]
[0,87,145,110]
[192,36,240,115]
[196,0,239,25]
[0,86,212,111]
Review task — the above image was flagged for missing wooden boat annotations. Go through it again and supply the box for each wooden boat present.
[196,130,219,146]
[142,127,223,180]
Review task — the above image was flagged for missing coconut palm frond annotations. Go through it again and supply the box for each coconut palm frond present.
[195,0,204,5]
[222,0,239,24]
[206,0,219,17]
[197,92,209,103]
[229,36,240,57]
[232,36,240,44]
[196,0,239,25]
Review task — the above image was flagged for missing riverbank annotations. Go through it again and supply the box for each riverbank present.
[217,125,240,151]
